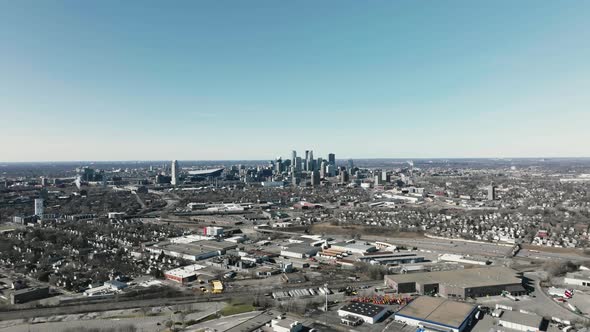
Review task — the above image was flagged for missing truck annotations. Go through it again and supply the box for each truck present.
[212,280,224,294]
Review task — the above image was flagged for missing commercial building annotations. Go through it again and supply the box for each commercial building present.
[384,267,524,299]
[394,296,477,332]
[337,302,388,324]
[164,264,206,283]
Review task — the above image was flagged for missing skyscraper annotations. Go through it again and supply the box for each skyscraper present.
[34,198,44,217]
[171,160,179,186]
[347,159,354,171]
[320,161,327,178]
[291,151,297,171]
[311,171,320,186]
[328,153,335,166]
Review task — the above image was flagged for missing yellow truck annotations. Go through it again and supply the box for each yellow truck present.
[212,280,224,294]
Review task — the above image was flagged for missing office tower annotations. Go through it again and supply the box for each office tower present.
[487,183,496,201]
[316,158,323,172]
[40,177,48,187]
[382,171,390,182]
[275,157,283,174]
[339,170,349,184]
[374,174,382,186]
[311,171,320,186]
[327,164,336,177]
[292,173,298,186]
[34,198,44,217]
[320,161,327,178]
[328,153,335,166]
[304,150,310,171]
[171,160,179,186]
[347,159,354,171]
[292,151,297,170]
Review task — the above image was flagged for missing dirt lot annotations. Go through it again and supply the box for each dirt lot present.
[310,224,425,239]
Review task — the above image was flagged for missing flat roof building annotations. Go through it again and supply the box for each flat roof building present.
[385,266,524,299]
[497,310,544,332]
[164,264,206,283]
[395,296,478,332]
[147,240,237,261]
[337,302,388,324]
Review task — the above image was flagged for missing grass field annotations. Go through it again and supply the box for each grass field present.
[219,303,256,316]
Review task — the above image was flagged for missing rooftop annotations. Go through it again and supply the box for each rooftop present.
[396,296,477,328]
[385,266,521,288]
[339,302,387,318]
[498,310,543,329]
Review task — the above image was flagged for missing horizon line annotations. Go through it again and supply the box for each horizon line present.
[2,156,590,164]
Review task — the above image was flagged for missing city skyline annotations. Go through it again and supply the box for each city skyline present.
[2,1,590,162]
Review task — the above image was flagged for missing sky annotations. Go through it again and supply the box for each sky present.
[1,1,589,162]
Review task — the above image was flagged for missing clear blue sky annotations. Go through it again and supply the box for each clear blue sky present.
[1,1,589,161]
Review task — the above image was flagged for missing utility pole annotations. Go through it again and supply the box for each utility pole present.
[324,283,328,325]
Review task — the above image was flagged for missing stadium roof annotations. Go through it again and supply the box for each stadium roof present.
[187,168,224,176]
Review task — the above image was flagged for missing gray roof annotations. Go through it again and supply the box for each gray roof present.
[498,311,543,329]
[385,266,521,288]
[396,296,476,328]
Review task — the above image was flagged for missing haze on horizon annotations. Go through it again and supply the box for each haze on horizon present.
[1,1,589,162]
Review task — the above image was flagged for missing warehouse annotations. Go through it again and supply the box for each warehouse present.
[10,287,50,304]
[280,245,321,259]
[330,242,377,254]
[384,266,525,299]
[337,302,388,324]
[164,264,206,283]
[497,310,543,332]
[147,240,237,261]
[395,296,478,332]
[358,252,425,265]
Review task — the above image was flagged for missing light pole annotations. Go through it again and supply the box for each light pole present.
[324,283,328,326]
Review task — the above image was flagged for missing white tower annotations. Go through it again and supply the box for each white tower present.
[171,160,179,186]
[34,198,44,217]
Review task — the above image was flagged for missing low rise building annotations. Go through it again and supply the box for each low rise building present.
[394,296,477,332]
[164,264,206,283]
[497,310,543,332]
[384,266,524,299]
[337,302,388,324]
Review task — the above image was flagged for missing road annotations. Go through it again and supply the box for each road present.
[524,272,588,322]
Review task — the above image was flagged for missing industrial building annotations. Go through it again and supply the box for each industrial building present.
[146,240,237,261]
[384,266,525,299]
[564,271,590,287]
[497,310,543,332]
[337,302,388,324]
[10,287,50,304]
[358,251,425,265]
[394,296,478,332]
[164,264,206,283]
[330,242,377,254]
[280,245,321,259]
